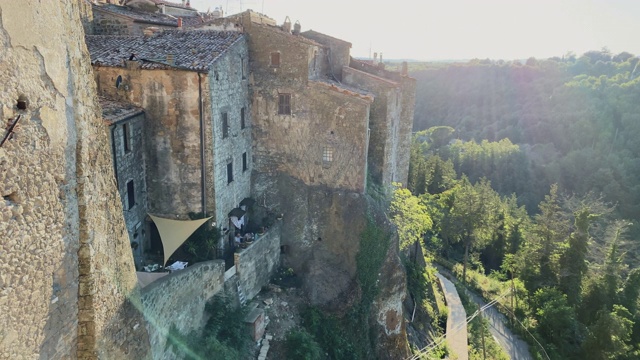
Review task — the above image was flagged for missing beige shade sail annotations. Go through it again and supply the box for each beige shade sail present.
[149,214,212,266]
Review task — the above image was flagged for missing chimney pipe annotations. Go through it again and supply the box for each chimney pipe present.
[177,17,183,28]
[373,52,378,61]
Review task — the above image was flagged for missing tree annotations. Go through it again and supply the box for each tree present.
[440,177,500,283]
[559,208,598,305]
[531,184,570,287]
[582,305,634,359]
[389,183,432,250]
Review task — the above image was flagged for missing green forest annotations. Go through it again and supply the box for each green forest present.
[401,50,640,359]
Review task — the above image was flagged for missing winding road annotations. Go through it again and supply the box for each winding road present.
[437,267,532,360]
[436,273,468,360]
[465,290,532,360]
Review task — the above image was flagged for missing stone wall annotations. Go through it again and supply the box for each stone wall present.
[94,66,211,219]
[207,37,252,238]
[301,30,351,81]
[234,224,281,300]
[139,260,225,360]
[0,1,149,358]
[109,113,147,268]
[251,174,367,307]
[396,77,416,186]
[92,9,135,35]
[343,66,403,187]
[251,81,371,193]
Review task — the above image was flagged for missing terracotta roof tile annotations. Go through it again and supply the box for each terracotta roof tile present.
[86,30,243,71]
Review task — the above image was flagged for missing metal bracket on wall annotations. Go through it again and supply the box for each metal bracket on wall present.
[0,115,22,148]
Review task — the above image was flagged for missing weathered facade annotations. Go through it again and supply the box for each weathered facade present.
[348,58,416,187]
[239,13,373,193]
[100,98,148,267]
[88,3,217,36]
[86,30,251,254]
[0,1,149,358]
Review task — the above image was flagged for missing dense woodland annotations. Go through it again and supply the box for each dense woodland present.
[398,50,640,359]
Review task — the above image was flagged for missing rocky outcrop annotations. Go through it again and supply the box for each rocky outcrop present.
[0,1,149,358]
[252,172,410,357]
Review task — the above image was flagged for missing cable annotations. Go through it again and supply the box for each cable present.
[494,298,551,360]
[406,288,512,360]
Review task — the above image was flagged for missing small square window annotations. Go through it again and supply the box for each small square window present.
[270,52,280,67]
[222,112,228,139]
[122,123,131,153]
[242,152,248,172]
[240,107,246,129]
[278,94,291,115]
[126,180,135,209]
[227,162,233,184]
[322,146,333,163]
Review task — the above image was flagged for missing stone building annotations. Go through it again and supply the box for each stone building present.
[236,11,374,194]
[232,11,416,193]
[100,97,148,266]
[89,2,211,35]
[86,29,252,256]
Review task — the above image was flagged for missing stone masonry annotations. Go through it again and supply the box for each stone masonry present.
[0,1,149,359]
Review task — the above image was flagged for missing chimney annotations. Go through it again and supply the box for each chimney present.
[282,16,291,33]
[160,4,165,14]
[401,61,408,76]
[166,54,175,65]
[373,52,378,62]
[182,0,186,6]
[186,0,191,7]
[293,20,301,35]
[177,17,183,28]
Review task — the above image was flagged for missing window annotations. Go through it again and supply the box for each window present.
[278,94,291,115]
[221,112,228,139]
[227,162,233,184]
[122,123,131,153]
[270,52,280,67]
[242,152,248,172]
[126,180,135,209]
[241,57,246,79]
[240,107,246,129]
[322,146,333,163]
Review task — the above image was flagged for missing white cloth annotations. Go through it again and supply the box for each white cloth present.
[230,215,244,229]
[166,261,188,271]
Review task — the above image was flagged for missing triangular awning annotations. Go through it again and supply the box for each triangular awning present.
[149,214,212,266]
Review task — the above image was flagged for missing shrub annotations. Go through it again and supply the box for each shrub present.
[285,329,323,360]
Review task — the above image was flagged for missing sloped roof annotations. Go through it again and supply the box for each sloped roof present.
[94,3,207,28]
[86,30,243,71]
[150,0,194,10]
[99,97,144,125]
[301,30,352,47]
[94,3,179,26]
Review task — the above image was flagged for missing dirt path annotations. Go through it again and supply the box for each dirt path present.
[436,273,469,360]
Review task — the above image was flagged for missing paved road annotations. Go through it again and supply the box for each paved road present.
[464,290,532,360]
[436,273,468,360]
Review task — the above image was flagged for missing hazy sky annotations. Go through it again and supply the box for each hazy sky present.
[188,0,640,60]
